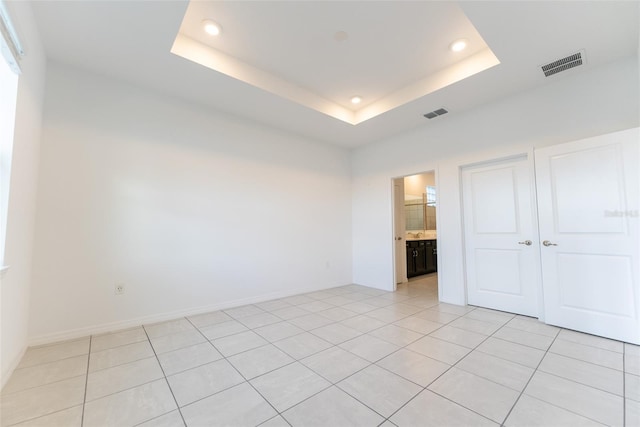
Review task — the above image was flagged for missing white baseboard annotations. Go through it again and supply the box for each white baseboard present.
[1,345,27,390]
[28,283,352,347]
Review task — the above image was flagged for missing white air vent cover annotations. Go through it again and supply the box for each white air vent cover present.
[541,50,585,77]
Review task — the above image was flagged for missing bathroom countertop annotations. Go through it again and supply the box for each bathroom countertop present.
[405,233,437,241]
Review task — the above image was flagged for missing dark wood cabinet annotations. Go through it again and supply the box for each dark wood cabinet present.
[406,240,437,278]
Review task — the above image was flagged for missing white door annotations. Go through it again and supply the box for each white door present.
[462,156,540,316]
[394,178,407,285]
[535,128,640,344]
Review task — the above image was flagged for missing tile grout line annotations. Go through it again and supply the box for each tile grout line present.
[141,323,188,427]
[380,308,511,426]
[176,284,632,427]
[533,366,626,398]
[299,306,483,424]
[8,278,631,426]
[184,316,291,425]
[623,343,626,427]
[189,296,432,424]
[9,351,90,373]
[500,328,624,426]
[80,336,92,427]
[499,325,561,426]
[0,283,440,425]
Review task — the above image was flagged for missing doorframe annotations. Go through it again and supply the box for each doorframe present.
[390,169,440,298]
[458,149,545,319]
[392,177,408,287]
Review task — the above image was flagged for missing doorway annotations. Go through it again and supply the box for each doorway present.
[392,171,439,297]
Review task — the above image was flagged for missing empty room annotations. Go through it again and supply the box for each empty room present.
[0,1,638,426]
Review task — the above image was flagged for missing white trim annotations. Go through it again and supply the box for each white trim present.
[27,282,352,347]
[1,344,26,389]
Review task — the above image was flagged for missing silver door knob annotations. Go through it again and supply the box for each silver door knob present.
[518,240,532,246]
[542,240,558,246]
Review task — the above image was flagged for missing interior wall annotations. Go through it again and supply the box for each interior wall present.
[28,62,353,343]
[351,56,640,303]
[404,172,435,197]
[0,2,47,387]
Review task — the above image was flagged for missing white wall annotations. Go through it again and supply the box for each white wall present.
[0,2,46,387]
[28,63,352,343]
[352,56,640,304]
[404,172,435,198]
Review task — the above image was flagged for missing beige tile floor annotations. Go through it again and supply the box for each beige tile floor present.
[1,273,638,426]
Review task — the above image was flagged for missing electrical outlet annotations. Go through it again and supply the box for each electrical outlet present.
[114,284,125,295]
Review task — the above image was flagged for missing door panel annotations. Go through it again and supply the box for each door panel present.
[474,249,522,296]
[471,168,519,233]
[551,145,626,234]
[462,157,539,316]
[556,253,634,316]
[535,128,639,343]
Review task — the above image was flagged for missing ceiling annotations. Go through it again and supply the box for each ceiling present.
[28,1,639,148]
[173,1,498,124]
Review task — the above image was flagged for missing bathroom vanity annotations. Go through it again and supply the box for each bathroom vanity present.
[406,239,437,278]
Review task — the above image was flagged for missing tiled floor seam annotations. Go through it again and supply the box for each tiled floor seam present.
[420,315,513,416]
[557,329,626,353]
[0,373,87,398]
[544,348,625,372]
[246,327,415,423]
[257,414,292,427]
[554,337,625,355]
[537,367,625,397]
[87,355,155,375]
[498,326,590,426]
[382,383,496,426]
[380,314,511,425]
[141,325,188,427]
[334,379,418,422]
[623,343,626,427]
[499,323,560,423]
[90,337,149,352]
[7,279,632,427]
[10,351,90,372]
[358,304,466,347]
[473,345,546,371]
[79,336,92,426]
[131,410,175,426]
[184,316,286,422]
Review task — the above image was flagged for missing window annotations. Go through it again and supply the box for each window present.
[0,0,22,269]
[426,185,436,206]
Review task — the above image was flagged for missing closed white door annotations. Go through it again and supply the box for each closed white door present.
[462,157,540,316]
[535,128,640,344]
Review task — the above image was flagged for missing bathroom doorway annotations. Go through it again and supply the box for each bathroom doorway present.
[392,171,438,296]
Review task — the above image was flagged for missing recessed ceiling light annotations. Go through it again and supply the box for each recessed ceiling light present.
[351,96,362,105]
[203,20,222,36]
[450,39,467,52]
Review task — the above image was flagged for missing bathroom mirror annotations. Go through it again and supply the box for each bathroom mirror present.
[405,186,436,231]
[404,173,436,232]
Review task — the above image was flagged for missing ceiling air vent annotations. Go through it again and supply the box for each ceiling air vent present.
[424,108,448,119]
[541,50,585,77]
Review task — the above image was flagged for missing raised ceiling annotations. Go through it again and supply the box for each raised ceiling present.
[29,1,639,147]
[172,1,499,124]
